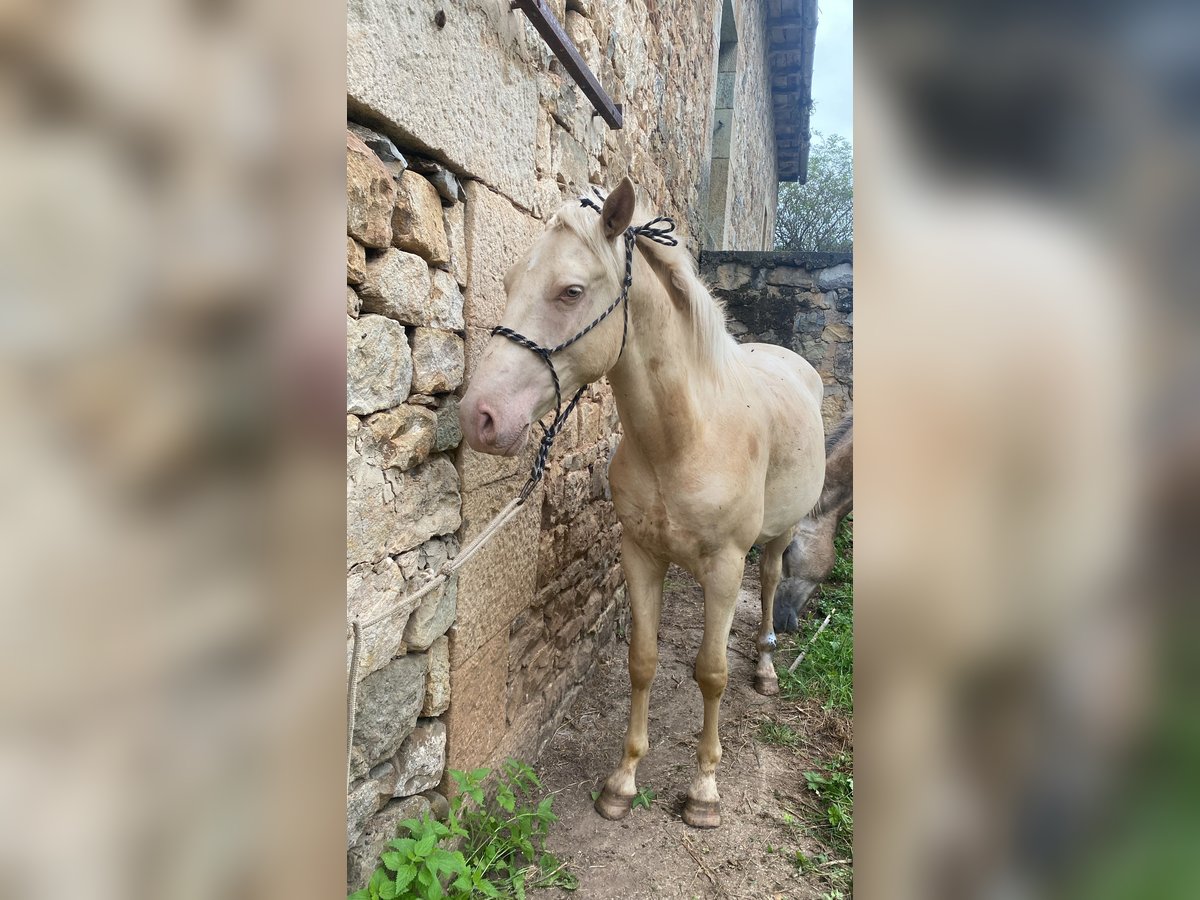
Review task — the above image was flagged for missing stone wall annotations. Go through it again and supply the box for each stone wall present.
[701,250,853,427]
[725,0,780,250]
[346,2,786,889]
[345,131,467,888]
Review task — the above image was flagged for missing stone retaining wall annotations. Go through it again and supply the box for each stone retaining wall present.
[701,250,853,426]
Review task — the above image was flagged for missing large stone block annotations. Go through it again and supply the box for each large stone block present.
[346,555,419,681]
[358,404,438,471]
[350,652,429,780]
[347,452,461,566]
[817,262,853,291]
[445,628,508,774]
[359,249,431,324]
[451,475,542,667]
[768,266,816,286]
[410,329,464,395]
[347,0,538,210]
[392,720,447,796]
[427,270,466,331]
[392,170,450,265]
[347,132,394,249]
[347,315,411,415]
[462,181,543,329]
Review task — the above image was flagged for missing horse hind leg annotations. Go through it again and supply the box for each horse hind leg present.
[595,537,667,821]
[754,532,791,695]
[682,551,744,828]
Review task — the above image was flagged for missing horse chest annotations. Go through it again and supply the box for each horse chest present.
[609,454,758,561]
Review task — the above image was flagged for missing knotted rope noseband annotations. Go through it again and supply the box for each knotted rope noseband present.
[491,194,678,501]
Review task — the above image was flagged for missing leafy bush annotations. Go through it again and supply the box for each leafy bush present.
[349,761,576,900]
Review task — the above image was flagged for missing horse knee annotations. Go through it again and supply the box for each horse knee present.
[629,652,658,690]
[693,661,727,698]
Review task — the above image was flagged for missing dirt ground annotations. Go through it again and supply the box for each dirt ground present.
[536,562,852,899]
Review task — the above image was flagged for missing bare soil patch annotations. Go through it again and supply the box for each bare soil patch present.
[536,562,852,899]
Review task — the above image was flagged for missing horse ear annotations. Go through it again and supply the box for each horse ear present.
[601,177,636,239]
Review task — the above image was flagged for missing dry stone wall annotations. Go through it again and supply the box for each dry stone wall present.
[346,2,786,890]
[702,250,853,427]
[345,130,466,889]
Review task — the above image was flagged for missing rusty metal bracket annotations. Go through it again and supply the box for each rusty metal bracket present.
[510,0,623,129]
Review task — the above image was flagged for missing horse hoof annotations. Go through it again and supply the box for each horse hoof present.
[754,673,780,696]
[594,787,633,821]
[682,798,721,828]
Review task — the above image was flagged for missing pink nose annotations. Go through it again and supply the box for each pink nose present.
[474,402,499,447]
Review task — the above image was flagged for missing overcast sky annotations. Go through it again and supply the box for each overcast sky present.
[808,0,853,143]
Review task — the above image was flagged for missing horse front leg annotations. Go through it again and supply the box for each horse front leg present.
[754,532,791,695]
[595,536,667,820]
[682,550,744,828]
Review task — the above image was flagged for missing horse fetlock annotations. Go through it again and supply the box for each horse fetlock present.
[757,630,778,652]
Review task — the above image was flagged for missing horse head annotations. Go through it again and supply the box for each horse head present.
[460,178,638,456]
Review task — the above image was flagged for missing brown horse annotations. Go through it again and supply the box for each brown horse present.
[774,414,854,632]
[460,179,825,827]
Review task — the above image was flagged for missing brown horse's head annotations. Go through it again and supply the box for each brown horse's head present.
[460,178,638,455]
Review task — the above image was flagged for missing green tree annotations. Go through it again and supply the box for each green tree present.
[775,132,853,252]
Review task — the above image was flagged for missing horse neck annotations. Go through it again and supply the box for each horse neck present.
[606,249,708,458]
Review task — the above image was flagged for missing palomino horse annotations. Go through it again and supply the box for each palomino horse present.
[460,178,825,827]
[774,414,854,633]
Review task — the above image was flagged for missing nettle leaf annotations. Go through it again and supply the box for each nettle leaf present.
[389,837,417,856]
[348,890,370,900]
[414,830,437,857]
[497,790,515,813]
[474,874,501,898]
[392,868,416,892]
[378,877,397,900]
[381,852,404,872]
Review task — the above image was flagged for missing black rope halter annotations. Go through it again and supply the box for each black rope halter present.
[491,193,678,501]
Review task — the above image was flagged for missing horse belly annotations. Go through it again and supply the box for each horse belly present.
[738,353,826,542]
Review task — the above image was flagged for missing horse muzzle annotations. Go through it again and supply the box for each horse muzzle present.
[459,392,532,456]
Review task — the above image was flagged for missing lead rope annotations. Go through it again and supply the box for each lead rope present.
[345,198,676,789]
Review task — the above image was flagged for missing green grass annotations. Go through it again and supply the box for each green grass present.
[803,752,854,856]
[759,517,854,896]
[757,720,802,748]
[777,516,853,713]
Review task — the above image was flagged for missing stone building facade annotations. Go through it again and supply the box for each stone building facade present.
[702,250,853,427]
[345,0,816,888]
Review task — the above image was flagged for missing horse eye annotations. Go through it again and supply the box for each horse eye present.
[562,286,584,300]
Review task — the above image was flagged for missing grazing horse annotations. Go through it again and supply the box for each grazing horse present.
[459,178,825,827]
[774,414,854,633]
